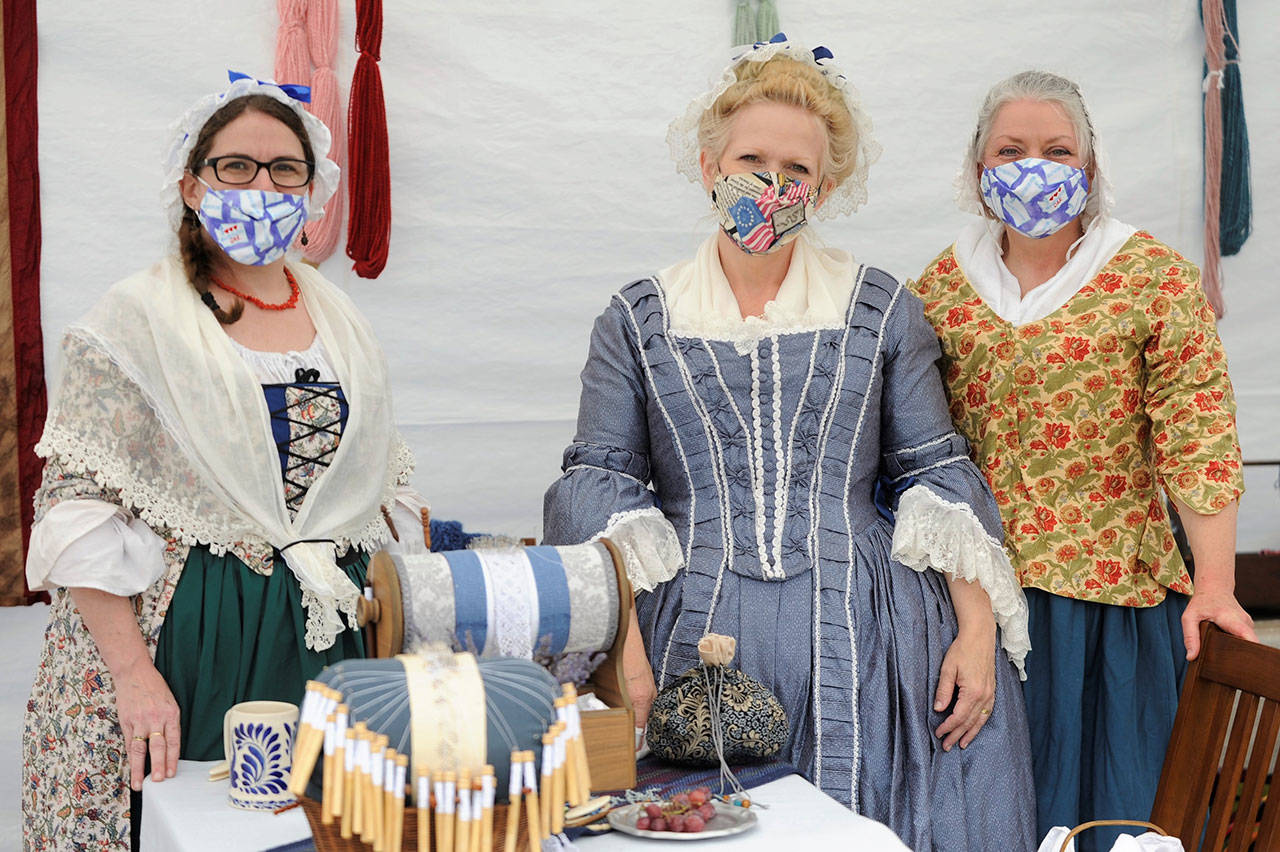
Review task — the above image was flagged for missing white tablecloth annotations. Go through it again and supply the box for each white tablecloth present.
[140,760,311,852]
[580,774,909,851]
[141,761,908,851]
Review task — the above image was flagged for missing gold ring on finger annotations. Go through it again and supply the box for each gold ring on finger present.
[148,731,164,738]
[980,708,990,716]
[132,735,149,741]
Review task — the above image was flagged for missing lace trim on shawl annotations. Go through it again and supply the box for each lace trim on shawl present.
[589,507,684,593]
[890,485,1030,678]
[36,330,414,562]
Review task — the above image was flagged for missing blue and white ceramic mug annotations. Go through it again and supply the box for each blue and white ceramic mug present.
[223,700,298,811]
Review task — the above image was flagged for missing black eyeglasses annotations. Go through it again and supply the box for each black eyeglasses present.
[196,155,315,188]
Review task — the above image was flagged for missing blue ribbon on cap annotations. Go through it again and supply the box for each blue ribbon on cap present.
[227,70,311,103]
[753,33,835,65]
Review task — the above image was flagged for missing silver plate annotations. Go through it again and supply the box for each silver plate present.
[607,800,759,840]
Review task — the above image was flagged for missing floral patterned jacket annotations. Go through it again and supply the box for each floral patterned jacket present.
[910,230,1244,606]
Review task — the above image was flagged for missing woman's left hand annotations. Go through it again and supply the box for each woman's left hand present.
[933,625,997,752]
[1181,589,1256,660]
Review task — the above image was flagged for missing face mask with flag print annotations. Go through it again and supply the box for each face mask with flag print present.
[979,157,1090,238]
[196,181,308,265]
[711,171,817,255]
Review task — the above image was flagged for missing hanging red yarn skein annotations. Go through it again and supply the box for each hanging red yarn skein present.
[346,0,391,278]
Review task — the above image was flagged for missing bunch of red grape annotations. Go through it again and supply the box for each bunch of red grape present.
[634,787,718,833]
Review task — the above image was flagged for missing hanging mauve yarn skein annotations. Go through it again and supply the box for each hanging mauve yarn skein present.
[346,0,391,278]
[302,0,346,262]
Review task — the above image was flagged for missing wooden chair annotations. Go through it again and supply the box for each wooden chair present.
[1151,623,1280,850]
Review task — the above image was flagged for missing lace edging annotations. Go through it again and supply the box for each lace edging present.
[889,485,1030,678]
[35,425,413,559]
[589,507,684,594]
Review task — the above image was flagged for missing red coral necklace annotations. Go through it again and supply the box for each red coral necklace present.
[212,268,301,311]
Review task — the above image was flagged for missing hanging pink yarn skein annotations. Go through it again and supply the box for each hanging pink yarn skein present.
[274,0,310,92]
[1201,0,1229,317]
[301,0,345,262]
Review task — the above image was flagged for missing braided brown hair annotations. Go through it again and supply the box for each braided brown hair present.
[179,94,315,324]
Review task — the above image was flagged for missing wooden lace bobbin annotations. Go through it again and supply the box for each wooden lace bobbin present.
[367,734,389,848]
[504,753,523,852]
[539,733,555,836]
[551,724,567,835]
[436,771,456,852]
[351,725,370,838]
[392,754,409,852]
[289,680,331,797]
[340,726,357,838]
[415,766,432,852]
[455,769,473,852]
[479,767,495,852]
[379,746,398,852]
[521,752,543,852]
[328,704,349,822]
[321,711,337,825]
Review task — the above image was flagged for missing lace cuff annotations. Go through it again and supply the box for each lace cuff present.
[890,485,1030,678]
[27,499,167,595]
[589,507,684,594]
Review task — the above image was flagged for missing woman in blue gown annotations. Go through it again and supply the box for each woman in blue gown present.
[544,37,1037,851]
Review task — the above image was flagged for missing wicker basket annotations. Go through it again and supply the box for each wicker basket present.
[298,794,531,852]
[1056,819,1172,851]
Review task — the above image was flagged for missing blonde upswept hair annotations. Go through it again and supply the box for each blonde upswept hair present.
[696,55,858,192]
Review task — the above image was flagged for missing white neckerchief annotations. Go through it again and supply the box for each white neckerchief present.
[45,256,407,650]
[661,231,857,354]
[953,217,1137,327]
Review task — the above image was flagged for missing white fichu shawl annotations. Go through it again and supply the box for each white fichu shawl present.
[37,257,413,650]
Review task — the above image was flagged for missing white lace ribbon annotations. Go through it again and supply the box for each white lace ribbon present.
[589,507,684,593]
[889,485,1030,677]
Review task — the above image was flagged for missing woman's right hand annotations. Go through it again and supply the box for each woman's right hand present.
[114,657,182,790]
[70,587,181,790]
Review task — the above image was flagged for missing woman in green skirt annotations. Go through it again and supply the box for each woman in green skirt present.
[22,74,422,851]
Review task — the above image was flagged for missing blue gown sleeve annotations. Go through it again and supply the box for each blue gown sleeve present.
[543,298,683,592]
[879,289,1029,674]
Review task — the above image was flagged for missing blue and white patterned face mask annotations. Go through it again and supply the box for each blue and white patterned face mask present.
[196,182,308,265]
[980,157,1089,238]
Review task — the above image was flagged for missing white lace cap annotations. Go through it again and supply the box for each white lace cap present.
[953,81,1116,231]
[666,36,882,220]
[160,75,341,228]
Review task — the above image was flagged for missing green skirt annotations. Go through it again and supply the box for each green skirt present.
[154,546,369,761]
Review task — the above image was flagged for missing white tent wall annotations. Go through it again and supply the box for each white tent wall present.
[36,1,1277,548]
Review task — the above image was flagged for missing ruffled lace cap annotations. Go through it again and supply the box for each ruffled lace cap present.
[667,36,882,220]
[661,232,857,355]
[161,75,341,228]
[889,485,1030,678]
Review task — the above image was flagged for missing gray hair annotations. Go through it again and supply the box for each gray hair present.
[958,70,1112,225]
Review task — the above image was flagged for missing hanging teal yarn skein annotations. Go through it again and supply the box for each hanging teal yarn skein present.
[755,0,781,44]
[1217,0,1251,256]
[733,0,755,46]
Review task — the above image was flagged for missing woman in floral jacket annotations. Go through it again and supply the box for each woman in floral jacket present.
[910,70,1256,851]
